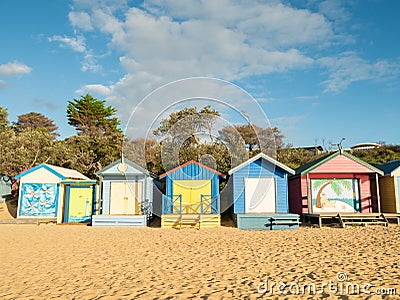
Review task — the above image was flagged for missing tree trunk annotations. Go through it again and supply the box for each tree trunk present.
[316,180,332,208]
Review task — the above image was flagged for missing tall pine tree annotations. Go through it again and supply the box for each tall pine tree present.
[66,94,123,177]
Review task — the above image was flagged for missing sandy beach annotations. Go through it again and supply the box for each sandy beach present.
[0,224,399,299]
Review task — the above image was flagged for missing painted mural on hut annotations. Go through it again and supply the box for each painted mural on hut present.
[311,179,360,213]
[19,183,58,217]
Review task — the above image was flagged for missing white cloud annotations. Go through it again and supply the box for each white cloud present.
[81,52,102,72]
[0,80,8,89]
[75,84,111,96]
[69,11,93,31]
[318,52,400,93]
[318,0,352,23]
[48,34,103,73]
[48,35,86,52]
[65,0,336,137]
[0,61,32,77]
[67,0,399,137]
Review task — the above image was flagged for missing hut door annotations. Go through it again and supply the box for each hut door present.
[173,180,211,214]
[67,186,93,223]
[244,178,276,213]
[110,181,143,214]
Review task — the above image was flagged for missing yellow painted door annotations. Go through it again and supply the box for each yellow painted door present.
[68,187,93,222]
[173,180,211,214]
[110,181,143,214]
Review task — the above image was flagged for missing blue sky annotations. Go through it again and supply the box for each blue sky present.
[0,0,399,149]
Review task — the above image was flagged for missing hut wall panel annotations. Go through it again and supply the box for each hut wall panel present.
[360,174,373,213]
[211,174,219,199]
[311,155,374,174]
[379,176,396,213]
[397,177,400,213]
[94,183,100,215]
[152,180,162,216]
[57,185,65,223]
[144,177,154,214]
[20,168,61,184]
[102,180,111,214]
[301,176,309,214]
[233,174,245,213]
[233,160,288,214]
[288,177,302,215]
[220,177,233,213]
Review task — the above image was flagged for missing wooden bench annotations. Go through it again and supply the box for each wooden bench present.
[270,216,300,226]
[92,215,147,227]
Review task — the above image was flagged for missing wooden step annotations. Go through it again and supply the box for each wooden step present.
[161,214,220,229]
[337,213,388,228]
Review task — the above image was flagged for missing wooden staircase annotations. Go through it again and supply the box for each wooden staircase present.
[161,214,220,229]
[337,213,389,228]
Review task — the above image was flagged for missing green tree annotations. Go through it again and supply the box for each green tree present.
[351,145,400,165]
[0,128,63,177]
[218,124,284,158]
[13,112,59,138]
[66,94,123,177]
[277,147,324,170]
[0,107,8,129]
[67,94,121,138]
[153,106,222,171]
[153,105,220,146]
[151,106,283,174]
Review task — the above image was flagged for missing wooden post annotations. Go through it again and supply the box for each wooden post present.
[306,173,311,214]
[376,173,381,213]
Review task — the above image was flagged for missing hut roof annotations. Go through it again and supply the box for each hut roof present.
[377,159,400,176]
[228,152,295,175]
[159,160,226,179]
[294,150,383,176]
[96,158,151,176]
[15,164,89,180]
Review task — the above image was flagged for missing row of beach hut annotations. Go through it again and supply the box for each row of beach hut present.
[10,150,400,229]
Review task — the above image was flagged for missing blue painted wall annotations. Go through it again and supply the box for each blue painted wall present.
[232,158,289,214]
[165,162,220,199]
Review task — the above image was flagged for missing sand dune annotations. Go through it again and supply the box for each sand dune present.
[0,224,399,299]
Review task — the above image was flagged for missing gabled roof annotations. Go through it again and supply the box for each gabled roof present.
[159,160,226,179]
[377,159,400,176]
[15,164,89,180]
[96,158,150,176]
[294,151,383,176]
[228,152,295,175]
